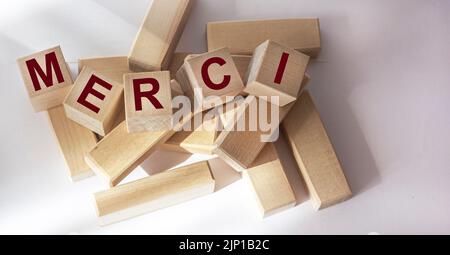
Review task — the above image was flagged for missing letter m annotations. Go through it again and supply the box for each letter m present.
[25,51,65,92]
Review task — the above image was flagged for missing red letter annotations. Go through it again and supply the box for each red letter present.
[25,51,65,91]
[201,57,230,90]
[274,52,289,84]
[133,78,163,111]
[77,75,113,113]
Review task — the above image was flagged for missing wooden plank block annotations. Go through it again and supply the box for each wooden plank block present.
[128,0,193,71]
[281,91,352,210]
[78,56,131,139]
[182,48,245,109]
[213,75,310,172]
[47,105,98,181]
[94,161,215,225]
[207,18,321,57]
[124,71,173,132]
[243,143,296,217]
[17,46,73,112]
[64,67,123,136]
[244,40,310,106]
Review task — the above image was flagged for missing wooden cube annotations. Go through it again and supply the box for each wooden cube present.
[64,67,123,136]
[124,71,173,132]
[94,161,215,226]
[128,0,193,71]
[207,18,321,57]
[282,91,352,210]
[17,46,73,112]
[182,48,245,109]
[244,40,310,106]
[243,143,296,217]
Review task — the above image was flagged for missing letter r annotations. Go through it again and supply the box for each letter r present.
[133,78,163,111]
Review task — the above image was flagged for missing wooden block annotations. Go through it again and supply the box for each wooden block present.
[213,75,310,171]
[78,56,131,137]
[232,55,252,81]
[64,67,123,136]
[281,91,352,210]
[168,52,192,78]
[243,143,296,217]
[124,71,173,132]
[128,0,193,71]
[170,79,184,97]
[182,48,245,109]
[244,40,310,106]
[94,161,215,225]
[17,46,73,112]
[163,110,219,155]
[207,18,321,57]
[47,105,98,181]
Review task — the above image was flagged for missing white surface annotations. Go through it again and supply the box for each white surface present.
[1,0,450,234]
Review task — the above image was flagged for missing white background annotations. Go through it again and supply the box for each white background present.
[1,0,450,234]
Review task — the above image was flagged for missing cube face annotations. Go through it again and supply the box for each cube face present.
[17,46,73,112]
[184,48,244,109]
[64,67,123,136]
[124,71,173,133]
[244,40,310,106]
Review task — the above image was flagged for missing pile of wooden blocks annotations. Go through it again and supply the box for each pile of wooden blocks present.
[17,0,352,226]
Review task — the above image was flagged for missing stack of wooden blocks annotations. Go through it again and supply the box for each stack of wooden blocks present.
[16,0,352,226]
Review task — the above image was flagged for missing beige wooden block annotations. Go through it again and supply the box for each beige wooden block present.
[243,143,296,217]
[124,71,172,132]
[94,161,215,226]
[64,67,123,136]
[232,55,252,81]
[168,52,192,78]
[282,91,352,210]
[128,0,193,71]
[207,18,321,57]
[213,75,310,171]
[17,46,73,112]
[170,79,184,97]
[163,110,219,155]
[244,40,310,106]
[182,48,245,109]
[78,56,131,137]
[47,105,98,181]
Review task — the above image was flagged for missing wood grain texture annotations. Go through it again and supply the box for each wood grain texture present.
[183,48,245,109]
[124,71,173,132]
[17,46,73,112]
[128,0,193,71]
[213,75,310,172]
[78,56,131,137]
[243,143,296,217]
[244,40,310,106]
[207,19,321,57]
[47,105,98,181]
[282,91,352,210]
[94,161,215,226]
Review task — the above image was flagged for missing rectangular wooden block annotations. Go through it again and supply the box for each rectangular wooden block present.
[168,52,192,78]
[128,0,193,71]
[47,105,98,181]
[64,67,124,136]
[124,71,173,132]
[245,40,310,106]
[94,161,215,226]
[207,19,321,57]
[213,75,310,172]
[17,46,73,112]
[243,143,296,217]
[282,91,352,210]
